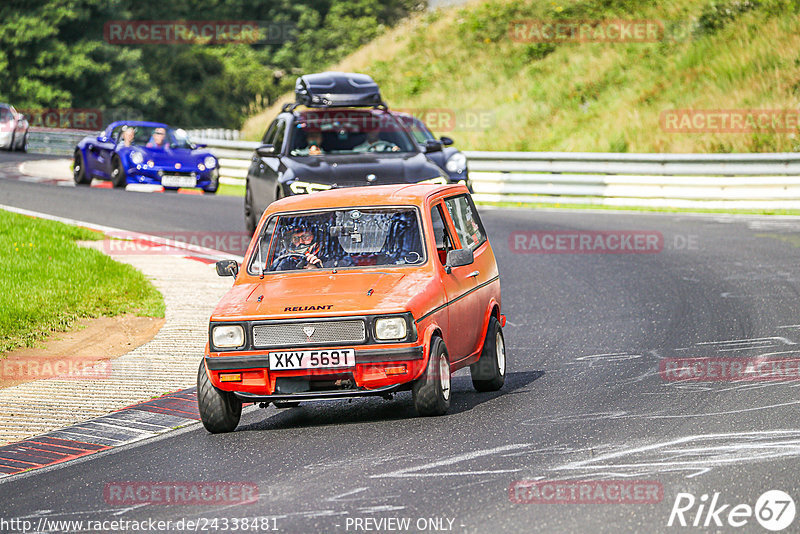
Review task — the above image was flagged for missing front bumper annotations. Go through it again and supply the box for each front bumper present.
[205,345,426,399]
[125,167,219,190]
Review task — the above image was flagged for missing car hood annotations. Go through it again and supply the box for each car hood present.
[284,152,443,186]
[128,147,211,168]
[211,269,442,321]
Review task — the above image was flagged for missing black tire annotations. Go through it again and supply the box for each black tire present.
[412,336,451,416]
[19,133,27,153]
[197,361,242,433]
[244,182,257,234]
[205,172,219,194]
[470,316,506,392]
[273,401,300,409]
[110,157,127,188]
[7,133,15,152]
[73,151,91,185]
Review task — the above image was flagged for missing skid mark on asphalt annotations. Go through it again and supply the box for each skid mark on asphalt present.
[370,444,532,479]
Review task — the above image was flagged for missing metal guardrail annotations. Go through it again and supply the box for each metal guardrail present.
[25,132,800,208]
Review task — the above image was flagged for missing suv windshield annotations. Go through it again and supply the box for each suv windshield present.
[397,115,436,144]
[249,207,425,273]
[289,111,417,156]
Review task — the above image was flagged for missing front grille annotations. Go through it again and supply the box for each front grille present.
[252,320,366,348]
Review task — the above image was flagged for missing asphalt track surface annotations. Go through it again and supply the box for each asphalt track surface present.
[3,152,800,533]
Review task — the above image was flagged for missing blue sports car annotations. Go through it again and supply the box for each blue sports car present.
[73,121,219,192]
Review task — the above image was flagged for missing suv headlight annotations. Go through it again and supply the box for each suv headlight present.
[375,317,407,340]
[212,324,244,348]
[130,151,144,165]
[290,181,333,194]
[204,156,217,169]
[445,152,467,173]
[420,176,448,185]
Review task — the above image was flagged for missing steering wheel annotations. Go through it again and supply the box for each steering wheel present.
[271,252,310,268]
[367,140,396,152]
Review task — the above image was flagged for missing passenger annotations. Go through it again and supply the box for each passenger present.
[146,127,169,149]
[120,126,135,147]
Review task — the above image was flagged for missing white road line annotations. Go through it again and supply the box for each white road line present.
[370,443,531,479]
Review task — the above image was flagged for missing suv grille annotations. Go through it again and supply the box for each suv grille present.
[252,320,366,348]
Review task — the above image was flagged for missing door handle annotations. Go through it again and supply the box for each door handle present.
[466,270,479,278]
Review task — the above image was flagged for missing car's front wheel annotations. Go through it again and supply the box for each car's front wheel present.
[73,151,91,185]
[197,362,242,433]
[412,336,451,416]
[470,316,506,392]
[110,157,127,188]
[19,133,27,153]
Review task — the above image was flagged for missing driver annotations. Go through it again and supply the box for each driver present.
[271,226,324,271]
[354,130,399,152]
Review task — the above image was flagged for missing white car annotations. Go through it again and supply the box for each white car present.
[0,104,29,152]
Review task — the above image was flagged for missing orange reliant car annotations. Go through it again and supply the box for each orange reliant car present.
[198,183,505,433]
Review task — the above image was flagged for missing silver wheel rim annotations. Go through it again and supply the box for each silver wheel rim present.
[439,353,450,401]
[74,159,81,177]
[496,331,506,376]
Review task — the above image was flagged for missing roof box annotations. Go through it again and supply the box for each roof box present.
[295,72,383,108]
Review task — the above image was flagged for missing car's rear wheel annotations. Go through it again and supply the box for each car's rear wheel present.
[110,157,127,188]
[244,182,257,234]
[197,362,242,434]
[273,401,300,409]
[470,316,506,392]
[7,133,15,152]
[19,133,27,153]
[73,151,91,185]
[412,336,451,416]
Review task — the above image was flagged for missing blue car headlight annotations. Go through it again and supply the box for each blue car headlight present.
[204,156,217,170]
[130,151,144,165]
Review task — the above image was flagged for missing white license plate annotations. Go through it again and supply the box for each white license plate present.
[269,349,355,370]
[161,175,196,188]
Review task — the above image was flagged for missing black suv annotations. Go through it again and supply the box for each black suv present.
[244,72,449,232]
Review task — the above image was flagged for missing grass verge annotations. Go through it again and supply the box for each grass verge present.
[0,210,165,354]
[216,182,245,197]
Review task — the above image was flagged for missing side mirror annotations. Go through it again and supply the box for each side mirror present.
[194,143,207,149]
[256,144,275,157]
[423,139,443,153]
[440,136,454,146]
[96,135,108,143]
[445,248,474,273]
[215,259,239,277]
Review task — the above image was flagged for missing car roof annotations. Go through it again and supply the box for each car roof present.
[266,184,469,213]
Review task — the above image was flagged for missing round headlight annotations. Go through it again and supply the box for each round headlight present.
[445,152,467,173]
[375,317,407,340]
[130,151,144,165]
[204,156,217,169]
[212,325,245,349]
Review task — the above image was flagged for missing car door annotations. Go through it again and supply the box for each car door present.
[442,194,494,361]
[430,200,478,362]
[85,128,118,179]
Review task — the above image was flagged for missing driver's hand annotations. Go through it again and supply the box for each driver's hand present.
[391,145,400,151]
[304,252,323,268]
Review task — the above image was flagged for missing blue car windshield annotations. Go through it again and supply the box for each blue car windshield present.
[114,125,194,149]
[248,207,426,273]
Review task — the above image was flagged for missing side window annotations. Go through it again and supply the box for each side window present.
[430,204,453,266]
[0,107,11,122]
[272,119,286,153]
[444,195,486,251]
[262,120,279,145]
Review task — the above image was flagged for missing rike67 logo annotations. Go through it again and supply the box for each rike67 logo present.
[668,490,795,531]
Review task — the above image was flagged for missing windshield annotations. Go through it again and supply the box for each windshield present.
[248,207,425,274]
[289,111,417,156]
[114,125,194,149]
[397,115,436,144]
